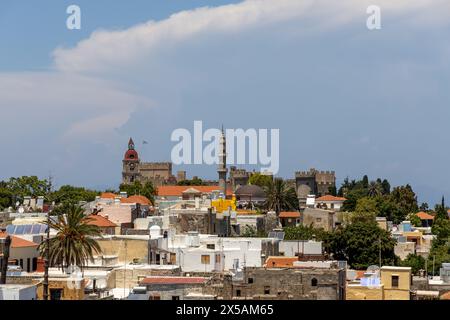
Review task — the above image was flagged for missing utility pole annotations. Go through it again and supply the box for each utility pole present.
[432,255,436,277]
[43,209,50,300]
[379,235,382,267]
[0,235,11,284]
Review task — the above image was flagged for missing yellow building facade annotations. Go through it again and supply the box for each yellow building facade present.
[346,266,411,300]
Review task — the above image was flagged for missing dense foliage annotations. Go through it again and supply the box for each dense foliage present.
[248,173,273,188]
[177,177,206,186]
[327,222,398,269]
[119,181,157,205]
[38,204,102,270]
[263,178,298,214]
[338,175,418,224]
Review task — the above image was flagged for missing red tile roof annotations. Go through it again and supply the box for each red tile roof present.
[100,192,117,199]
[156,186,232,197]
[265,257,297,268]
[0,232,39,248]
[279,211,301,218]
[316,195,347,202]
[416,212,434,220]
[85,214,117,228]
[120,195,151,205]
[140,276,207,285]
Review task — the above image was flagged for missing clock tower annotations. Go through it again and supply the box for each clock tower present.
[122,138,140,184]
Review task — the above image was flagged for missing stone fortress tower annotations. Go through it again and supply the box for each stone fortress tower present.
[295,168,336,207]
[122,138,177,187]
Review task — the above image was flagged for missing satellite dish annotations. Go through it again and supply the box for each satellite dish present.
[18,206,25,214]
[15,201,20,207]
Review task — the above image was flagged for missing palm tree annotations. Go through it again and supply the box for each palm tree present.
[39,204,102,271]
[263,178,298,215]
[368,181,382,197]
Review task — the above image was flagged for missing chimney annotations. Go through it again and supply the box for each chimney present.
[36,257,45,273]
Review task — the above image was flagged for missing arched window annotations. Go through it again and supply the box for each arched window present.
[311,278,318,287]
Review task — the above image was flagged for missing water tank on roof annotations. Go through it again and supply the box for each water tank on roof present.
[187,231,200,247]
[149,225,161,238]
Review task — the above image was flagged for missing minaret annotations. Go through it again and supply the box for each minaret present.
[218,126,227,197]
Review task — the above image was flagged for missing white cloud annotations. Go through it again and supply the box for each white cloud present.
[53,0,450,74]
[0,72,152,143]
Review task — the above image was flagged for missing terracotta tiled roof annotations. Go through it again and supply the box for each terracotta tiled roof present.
[157,186,232,197]
[355,270,366,279]
[120,195,151,205]
[100,192,117,199]
[316,195,347,202]
[85,215,117,228]
[0,232,39,248]
[140,276,207,285]
[265,257,297,268]
[416,212,434,220]
[279,211,301,218]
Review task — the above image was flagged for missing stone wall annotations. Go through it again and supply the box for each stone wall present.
[113,266,180,288]
[209,267,345,300]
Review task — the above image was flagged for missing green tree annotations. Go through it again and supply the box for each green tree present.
[248,173,272,188]
[48,185,99,205]
[367,181,383,197]
[38,205,102,270]
[0,185,13,210]
[427,243,450,276]
[434,200,448,220]
[431,217,450,246]
[400,254,425,275]
[119,181,156,205]
[177,177,206,186]
[419,202,429,211]
[362,175,369,189]
[263,178,298,215]
[351,197,377,224]
[389,185,418,221]
[7,176,50,202]
[381,179,391,195]
[328,222,397,269]
[341,188,367,212]
[283,225,329,241]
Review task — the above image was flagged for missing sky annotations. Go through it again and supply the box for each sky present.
[1,0,450,205]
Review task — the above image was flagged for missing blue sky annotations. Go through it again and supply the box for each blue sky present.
[1,0,449,205]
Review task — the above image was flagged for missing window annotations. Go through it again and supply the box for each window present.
[391,275,399,288]
[207,244,215,250]
[236,290,241,297]
[26,258,31,272]
[172,296,180,300]
[311,278,318,287]
[248,278,253,284]
[19,259,23,269]
[201,255,210,264]
[50,289,63,300]
[264,286,270,295]
[32,257,37,271]
[149,294,160,300]
[215,254,221,264]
